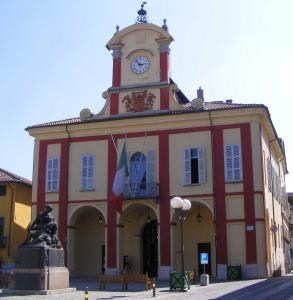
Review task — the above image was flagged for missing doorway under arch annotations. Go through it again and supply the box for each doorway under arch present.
[70,207,105,276]
[143,220,158,277]
[171,201,216,277]
[119,203,158,276]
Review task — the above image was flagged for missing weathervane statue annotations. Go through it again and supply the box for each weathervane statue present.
[137,1,148,23]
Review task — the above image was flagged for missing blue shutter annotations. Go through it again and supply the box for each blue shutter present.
[183,148,191,185]
[80,154,96,190]
[146,150,156,194]
[225,145,233,181]
[198,147,205,184]
[233,145,242,181]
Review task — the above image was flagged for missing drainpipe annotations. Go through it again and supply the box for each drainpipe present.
[208,111,217,275]
[64,124,71,266]
[7,183,15,259]
[269,138,278,275]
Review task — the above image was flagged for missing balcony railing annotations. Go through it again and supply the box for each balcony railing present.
[0,236,7,248]
[124,182,159,200]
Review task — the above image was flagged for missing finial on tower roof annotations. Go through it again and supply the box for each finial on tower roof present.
[115,25,120,34]
[136,2,148,23]
[162,19,168,31]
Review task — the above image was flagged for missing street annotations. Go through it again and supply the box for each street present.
[2,274,293,299]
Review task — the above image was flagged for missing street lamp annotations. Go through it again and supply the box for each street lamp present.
[170,197,191,292]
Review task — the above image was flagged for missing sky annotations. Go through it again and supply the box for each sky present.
[0,0,292,191]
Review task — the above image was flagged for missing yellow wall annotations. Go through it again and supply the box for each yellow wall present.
[68,140,108,201]
[227,222,246,265]
[169,131,212,196]
[120,29,161,86]
[0,183,31,263]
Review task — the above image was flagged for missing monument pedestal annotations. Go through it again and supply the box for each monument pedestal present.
[12,246,70,291]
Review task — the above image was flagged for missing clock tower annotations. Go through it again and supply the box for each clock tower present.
[105,3,174,115]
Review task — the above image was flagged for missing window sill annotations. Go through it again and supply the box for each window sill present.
[80,189,96,192]
[183,183,202,187]
[225,180,243,184]
[45,191,59,193]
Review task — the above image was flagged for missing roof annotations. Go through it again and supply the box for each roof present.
[0,168,32,187]
[25,102,266,130]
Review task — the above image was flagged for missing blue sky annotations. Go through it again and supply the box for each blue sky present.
[0,0,292,191]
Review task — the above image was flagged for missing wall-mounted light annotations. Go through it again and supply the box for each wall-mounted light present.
[98,215,103,224]
[147,207,151,223]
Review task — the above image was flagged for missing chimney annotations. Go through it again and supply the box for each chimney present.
[197,87,204,100]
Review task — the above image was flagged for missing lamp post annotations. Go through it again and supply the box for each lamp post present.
[170,197,191,292]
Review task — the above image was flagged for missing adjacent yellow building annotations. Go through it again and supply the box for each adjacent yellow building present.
[0,169,32,265]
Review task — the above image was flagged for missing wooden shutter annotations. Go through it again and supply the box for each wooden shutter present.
[183,148,191,185]
[46,159,53,192]
[146,150,155,195]
[233,145,242,181]
[198,147,205,184]
[225,145,233,181]
[52,158,59,192]
[225,144,242,181]
[46,158,59,192]
[146,150,155,183]
[80,154,96,190]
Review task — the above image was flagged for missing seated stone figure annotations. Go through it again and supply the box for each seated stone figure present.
[22,204,62,248]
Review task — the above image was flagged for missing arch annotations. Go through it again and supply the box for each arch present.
[170,199,214,220]
[68,204,106,227]
[118,202,158,275]
[171,199,216,277]
[68,205,105,276]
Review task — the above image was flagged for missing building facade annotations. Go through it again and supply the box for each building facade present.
[26,9,289,279]
[0,169,32,265]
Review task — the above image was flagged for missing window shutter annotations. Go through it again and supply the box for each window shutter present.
[183,148,191,185]
[198,147,205,184]
[46,157,60,192]
[146,150,155,195]
[225,145,233,181]
[233,145,242,181]
[46,159,52,192]
[146,150,155,183]
[52,158,60,192]
[88,155,96,190]
[80,154,96,190]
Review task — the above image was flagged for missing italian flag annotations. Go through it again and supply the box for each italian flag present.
[110,142,129,214]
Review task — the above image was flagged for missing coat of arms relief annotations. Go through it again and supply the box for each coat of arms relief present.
[122,90,156,112]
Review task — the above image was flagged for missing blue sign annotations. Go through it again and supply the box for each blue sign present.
[200,252,208,264]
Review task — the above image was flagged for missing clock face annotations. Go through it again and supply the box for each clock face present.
[131,56,150,74]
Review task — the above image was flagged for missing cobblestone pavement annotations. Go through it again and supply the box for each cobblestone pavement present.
[2,274,293,299]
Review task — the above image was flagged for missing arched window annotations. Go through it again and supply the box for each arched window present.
[130,152,146,190]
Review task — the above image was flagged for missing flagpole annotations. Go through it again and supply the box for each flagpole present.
[110,134,118,154]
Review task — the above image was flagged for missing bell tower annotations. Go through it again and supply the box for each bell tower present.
[106,3,174,115]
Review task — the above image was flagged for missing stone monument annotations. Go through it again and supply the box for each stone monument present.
[12,204,70,292]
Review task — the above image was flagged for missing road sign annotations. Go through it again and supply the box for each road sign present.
[200,252,208,264]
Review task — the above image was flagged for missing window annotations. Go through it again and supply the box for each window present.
[130,152,147,189]
[46,157,60,192]
[0,185,6,196]
[224,144,242,182]
[129,151,156,187]
[126,151,156,198]
[80,154,96,190]
[183,147,205,185]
